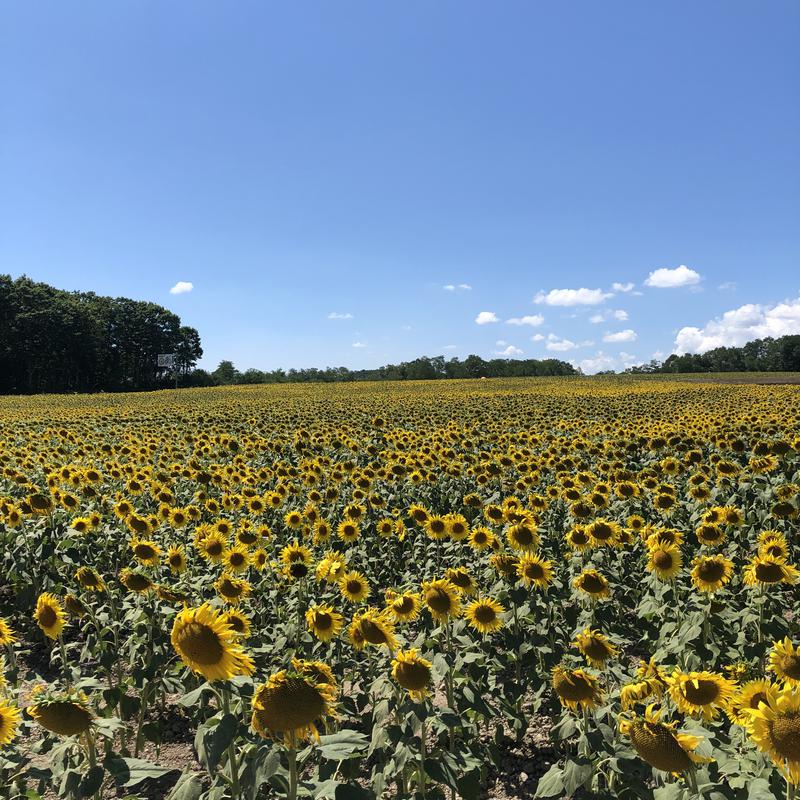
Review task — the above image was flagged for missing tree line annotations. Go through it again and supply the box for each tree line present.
[200,354,578,386]
[625,335,800,374]
[0,275,202,394]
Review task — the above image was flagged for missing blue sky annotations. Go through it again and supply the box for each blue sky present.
[1,2,798,373]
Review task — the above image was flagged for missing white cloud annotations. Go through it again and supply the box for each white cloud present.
[718,281,737,291]
[531,333,545,342]
[545,334,593,352]
[495,339,507,347]
[475,311,499,325]
[590,309,628,324]
[443,344,458,350]
[644,265,701,288]
[612,282,635,293]
[458,283,472,290]
[534,288,613,306]
[674,295,800,354]
[169,281,193,295]
[443,284,455,291]
[613,309,629,321]
[328,312,354,320]
[495,345,523,357]
[444,283,471,291]
[573,351,617,374]
[603,329,638,343]
[352,341,367,348]
[506,314,545,327]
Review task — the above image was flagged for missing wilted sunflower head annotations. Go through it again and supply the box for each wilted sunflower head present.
[119,568,154,594]
[75,566,105,592]
[251,659,337,745]
[392,649,433,701]
[348,608,398,651]
[551,666,603,711]
[28,685,94,737]
[171,603,254,681]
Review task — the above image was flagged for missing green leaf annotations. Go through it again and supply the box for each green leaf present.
[316,730,369,760]
[653,785,684,800]
[103,755,176,788]
[747,778,777,800]
[79,765,104,798]
[533,764,564,798]
[177,681,215,707]
[195,713,239,772]
[165,772,204,800]
[563,759,593,795]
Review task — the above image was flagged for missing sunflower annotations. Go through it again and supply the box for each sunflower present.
[0,698,21,747]
[316,553,347,583]
[646,544,682,581]
[75,566,105,592]
[506,522,540,552]
[727,679,775,725]
[339,571,370,604]
[517,553,554,589]
[27,685,94,737]
[156,585,189,604]
[446,514,470,541]
[34,593,66,639]
[573,568,610,600]
[0,616,16,646]
[392,649,433,702]
[376,518,396,538]
[251,658,337,745]
[64,594,87,618]
[222,609,252,638]
[337,520,360,544]
[348,608,398,651]
[384,590,421,623]
[197,532,227,564]
[408,504,430,526]
[251,548,268,571]
[280,542,312,567]
[129,538,161,566]
[119,568,154,594]
[744,684,800,785]
[167,546,187,574]
[690,555,733,593]
[171,603,254,680]
[551,666,603,711]
[469,526,494,551]
[573,628,618,668]
[306,605,344,642]
[444,566,477,596]
[586,519,622,548]
[759,532,790,560]
[768,638,800,686]
[465,597,505,634]
[223,546,250,573]
[668,669,736,721]
[421,579,462,622]
[565,526,592,552]
[620,680,662,711]
[215,575,251,605]
[489,553,519,579]
[283,510,303,530]
[424,516,448,540]
[743,555,800,587]
[619,704,711,775]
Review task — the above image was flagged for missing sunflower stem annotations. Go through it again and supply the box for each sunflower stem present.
[221,685,241,800]
[287,734,298,800]
[418,714,427,799]
[58,633,71,689]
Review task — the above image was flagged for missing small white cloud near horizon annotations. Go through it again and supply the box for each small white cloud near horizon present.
[443,283,472,291]
[506,314,544,327]
[612,282,635,293]
[475,311,499,325]
[546,333,593,352]
[535,288,613,306]
[351,341,367,348]
[645,265,701,289]
[674,295,800,354]
[495,344,523,357]
[328,312,354,320]
[169,281,194,295]
[603,329,638,343]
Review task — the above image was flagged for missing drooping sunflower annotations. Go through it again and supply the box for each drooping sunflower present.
[573,628,618,668]
[0,698,21,746]
[489,553,519,580]
[421,579,462,622]
[339,571,370,604]
[392,649,433,702]
[506,521,540,552]
[727,679,775,725]
[251,658,337,745]
[768,638,800,686]
[384,590,422,623]
[551,666,603,712]
[27,685,93,737]
[744,684,800,786]
[75,566,105,592]
[619,704,712,775]
[171,603,254,681]
[166,546,187,574]
[119,568,154,594]
[129,538,162,567]
[620,680,662,711]
[465,597,505,635]
[306,605,344,642]
[690,555,733,593]
[573,568,610,601]
[694,523,726,547]
[444,566,477,596]
[34,593,66,639]
[214,575,251,605]
[744,555,800,587]
[646,544,682,581]
[517,553,554,589]
[0,616,16,646]
[348,608,398,651]
[668,669,737,721]
[156,585,189,604]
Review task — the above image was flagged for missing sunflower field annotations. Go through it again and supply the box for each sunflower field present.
[0,377,799,800]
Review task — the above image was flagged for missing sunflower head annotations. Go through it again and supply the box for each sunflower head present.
[34,593,66,639]
[339,571,370,604]
[573,628,618,668]
[517,553,554,589]
[392,649,433,702]
[744,684,800,786]
[668,669,737,721]
[421,579,462,621]
[727,679,775,725]
[75,566,105,592]
[768,638,800,686]
[305,605,343,642]
[385,590,421,622]
[573,568,610,601]
[690,555,733,593]
[466,597,505,635]
[348,608,398,651]
[28,685,93,737]
[551,666,603,711]
[744,554,800,587]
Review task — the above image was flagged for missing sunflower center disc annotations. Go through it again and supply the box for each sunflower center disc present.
[178,622,225,665]
[397,661,430,691]
[683,679,720,706]
[771,715,800,761]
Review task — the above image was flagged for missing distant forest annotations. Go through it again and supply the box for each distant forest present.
[625,335,800,375]
[0,275,202,393]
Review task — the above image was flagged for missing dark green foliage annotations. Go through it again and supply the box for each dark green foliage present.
[0,275,202,393]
